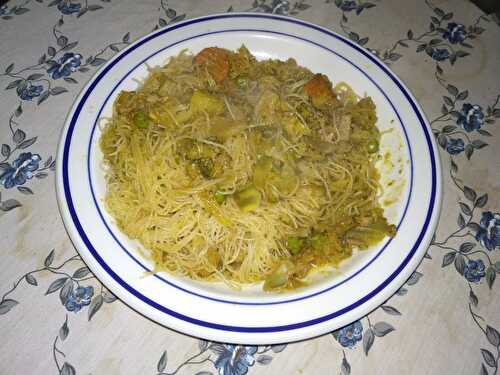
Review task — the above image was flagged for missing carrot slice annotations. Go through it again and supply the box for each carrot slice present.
[304,74,333,99]
[195,47,230,83]
[304,74,340,108]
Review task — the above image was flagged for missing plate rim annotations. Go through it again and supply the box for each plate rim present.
[56,12,442,343]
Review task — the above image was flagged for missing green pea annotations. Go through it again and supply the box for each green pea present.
[214,191,226,204]
[367,139,379,154]
[133,111,150,129]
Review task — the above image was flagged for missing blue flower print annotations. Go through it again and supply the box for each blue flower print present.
[57,1,82,15]
[18,83,43,101]
[475,211,500,251]
[457,103,485,132]
[446,138,465,155]
[339,0,357,12]
[334,320,363,348]
[0,152,41,189]
[463,259,486,283]
[426,47,450,61]
[443,23,467,44]
[64,286,94,312]
[212,344,257,375]
[47,52,82,79]
[271,0,290,15]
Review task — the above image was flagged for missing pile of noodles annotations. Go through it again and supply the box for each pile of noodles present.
[100,46,393,289]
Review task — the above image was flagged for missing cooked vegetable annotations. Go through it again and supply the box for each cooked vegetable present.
[209,117,246,140]
[190,90,225,114]
[236,74,249,88]
[310,233,326,250]
[214,191,227,204]
[198,192,232,227]
[263,261,294,290]
[133,111,149,129]
[367,139,379,154]
[195,47,230,83]
[233,185,261,212]
[304,73,340,108]
[100,45,396,292]
[287,237,304,255]
[194,157,214,179]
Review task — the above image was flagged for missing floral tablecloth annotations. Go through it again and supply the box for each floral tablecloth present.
[1,0,499,374]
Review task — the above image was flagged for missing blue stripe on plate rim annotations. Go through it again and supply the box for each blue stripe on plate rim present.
[86,28,414,305]
[61,13,437,333]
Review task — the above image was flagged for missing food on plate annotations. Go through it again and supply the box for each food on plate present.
[100,45,396,291]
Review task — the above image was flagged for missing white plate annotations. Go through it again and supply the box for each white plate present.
[56,13,442,344]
